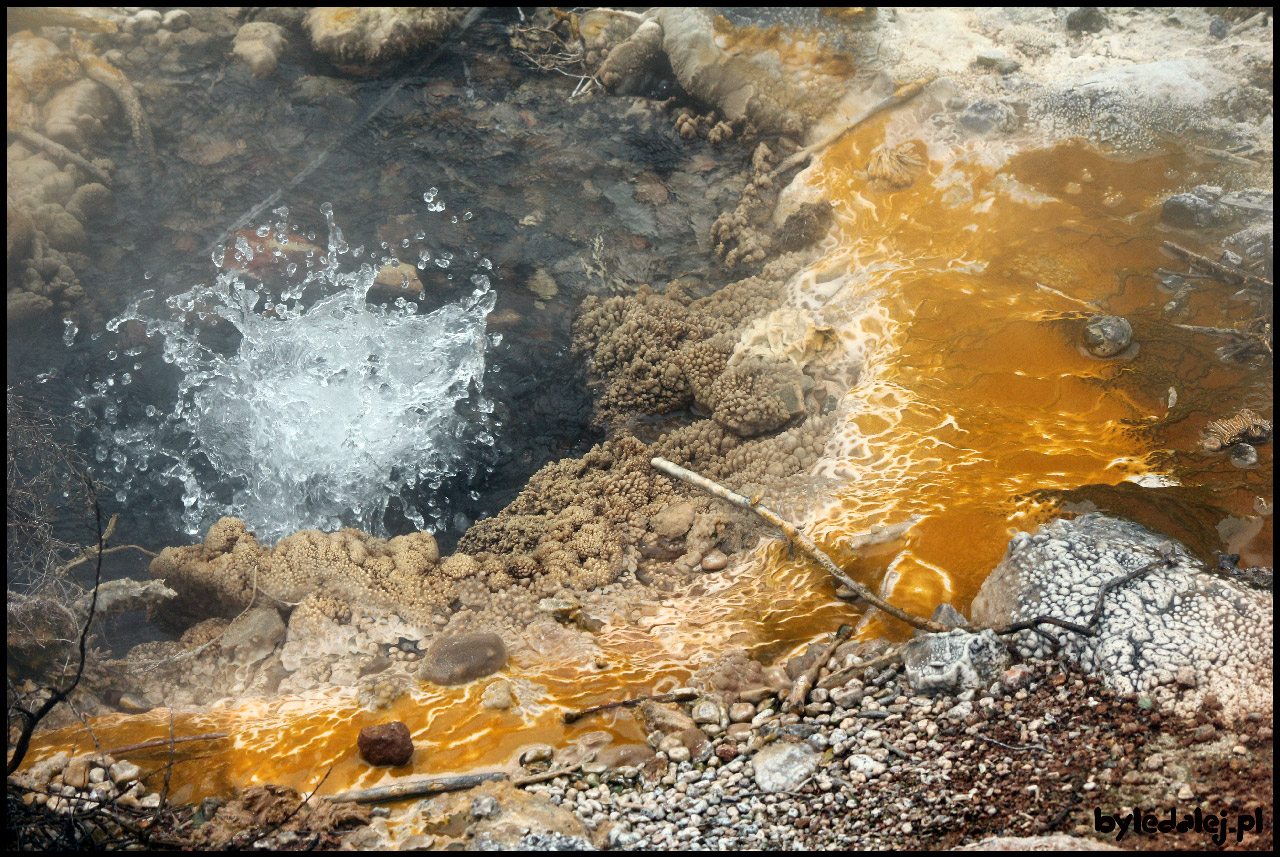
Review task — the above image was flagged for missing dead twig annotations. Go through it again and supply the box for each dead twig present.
[324,771,505,805]
[512,761,585,787]
[1162,240,1272,291]
[651,457,952,633]
[816,648,904,691]
[994,556,1174,640]
[782,624,852,714]
[769,76,935,182]
[10,125,112,185]
[563,689,698,724]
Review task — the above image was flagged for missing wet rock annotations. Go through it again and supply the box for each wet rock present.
[1209,17,1230,40]
[700,549,729,571]
[1229,443,1259,468]
[481,679,515,710]
[519,744,555,767]
[728,701,756,723]
[651,502,696,539]
[976,50,1022,75]
[357,720,414,766]
[420,632,507,686]
[1161,186,1234,229]
[597,18,661,96]
[958,99,1020,135]
[752,740,819,793]
[41,79,116,150]
[1081,314,1132,358]
[162,10,191,32]
[304,8,467,70]
[232,22,287,78]
[133,10,162,34]
[219,606,286,666]
[1065,8,1108,34]
[903,629,1011,696]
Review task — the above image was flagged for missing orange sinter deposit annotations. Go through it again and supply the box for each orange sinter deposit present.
[20,17,1272,807]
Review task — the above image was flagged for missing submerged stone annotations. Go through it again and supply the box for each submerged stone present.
[420,632,508,686]
[1081,314,1132,358]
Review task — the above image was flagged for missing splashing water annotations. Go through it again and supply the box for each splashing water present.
[80,205,498,543]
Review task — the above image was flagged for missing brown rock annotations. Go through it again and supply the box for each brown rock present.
[357,720,413,766]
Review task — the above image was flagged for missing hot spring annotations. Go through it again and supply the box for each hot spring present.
[71,202,501,544]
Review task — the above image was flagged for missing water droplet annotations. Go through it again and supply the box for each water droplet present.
[463,211,473,221]
[256,224,271,237]
[423,187,439,202]
[414,231,426,240]
[144,270,153,280]
[108,350,118,360]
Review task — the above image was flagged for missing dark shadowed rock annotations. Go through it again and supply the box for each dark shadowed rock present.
[357,720,413,766]
[420,632,508,686]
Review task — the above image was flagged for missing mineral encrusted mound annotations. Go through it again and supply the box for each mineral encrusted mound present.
[419,632,508,686]
[972,513,1273,723]
[304,7,467,68]
[357,720,414,766]
[902,629,1011,696]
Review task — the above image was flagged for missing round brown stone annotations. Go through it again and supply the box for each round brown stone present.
[357,720,414,766]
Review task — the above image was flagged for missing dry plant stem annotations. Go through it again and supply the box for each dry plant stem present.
[325,772,506,805]
[563,690,698,724]
[11,125,112,185]
[513,761,585,787]
[7,473,103,776]
[650,457,950,633]
[1162,240,1273,290]
[816,648,904,691]
[769,76,934,181]
[783,624,852,713]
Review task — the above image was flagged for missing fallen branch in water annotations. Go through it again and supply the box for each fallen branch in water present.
[563,689,698,724]
[650,457,951,634]
[1162,240,1272,291]
[101,732,229,757]
[782,624,852,714]
[769,76,934,181]
[324,772,506,805]
[11,125,112,185]
[512,761,584,787]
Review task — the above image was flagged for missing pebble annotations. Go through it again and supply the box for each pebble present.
[701,550,729,571]
[1082,314,1132,358]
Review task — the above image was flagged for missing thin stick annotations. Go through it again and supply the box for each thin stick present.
[324,772,506,805]
[1162,240,1272,291]
[101,732,229,756]
[11,126,112,185]
[995,556,1173,639]
[769,76,934,181]
[512,761,585,787]
[782,624,852,713]
[651,457,951,633]
[816,648,904,691]
[563,689,697,724]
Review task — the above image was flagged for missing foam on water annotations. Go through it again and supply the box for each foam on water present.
[78,204,498,543]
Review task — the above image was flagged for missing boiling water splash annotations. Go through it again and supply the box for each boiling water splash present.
[80,205,498,543]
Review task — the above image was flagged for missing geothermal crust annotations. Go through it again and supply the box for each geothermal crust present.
[972,513,1274,724]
